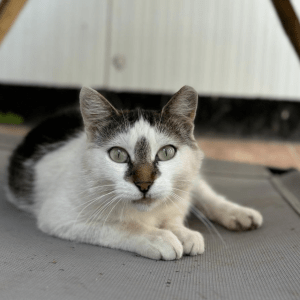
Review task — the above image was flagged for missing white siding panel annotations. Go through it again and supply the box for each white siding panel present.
[1,0,300,101]
[108,0,300,100]
[0,0,109,87]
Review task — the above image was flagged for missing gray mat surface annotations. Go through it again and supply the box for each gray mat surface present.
[0,134,299,300]
[271,171,300,216]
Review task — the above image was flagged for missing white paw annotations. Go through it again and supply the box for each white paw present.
[220,205,263,231]
[140,230,183,260]
[181,230,205,256]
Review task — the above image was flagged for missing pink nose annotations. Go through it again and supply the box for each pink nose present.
[134,181,153,193]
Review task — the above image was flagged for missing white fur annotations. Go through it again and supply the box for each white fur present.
[191,178,263,231]
[7,118,263,260]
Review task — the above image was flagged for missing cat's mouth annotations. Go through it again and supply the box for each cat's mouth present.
[132,196,155,205]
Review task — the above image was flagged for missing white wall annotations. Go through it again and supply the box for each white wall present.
[0,0,300,101]
[0,0,109,87]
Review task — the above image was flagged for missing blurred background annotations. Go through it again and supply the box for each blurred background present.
[1,0,300,170]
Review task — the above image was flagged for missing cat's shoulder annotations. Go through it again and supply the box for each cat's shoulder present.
[14,108,84,160]
[7,109,84,209]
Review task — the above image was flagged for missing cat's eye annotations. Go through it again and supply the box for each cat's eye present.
[109,147,129,163]
[157,145,176,161]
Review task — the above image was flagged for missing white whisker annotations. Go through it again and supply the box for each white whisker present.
[172,188,190,194]
[86,196,118,225]
[120,201,127,222]
[190,205,227,247]
[166,195,182,213]
[102,198,122,228]
[71,194,116,235]
[72,190,115,211]
[81,196,119,237]
[172,191,226,246]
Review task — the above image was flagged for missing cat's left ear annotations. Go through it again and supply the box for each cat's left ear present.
[162,85,198,122]
[80,86,119,127]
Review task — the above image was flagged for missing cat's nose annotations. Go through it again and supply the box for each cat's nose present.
[134,181,153,193]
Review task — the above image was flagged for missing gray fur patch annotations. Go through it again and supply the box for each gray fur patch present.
[8,110,83,208]
[92,109,198,150]
[134,136,151,163]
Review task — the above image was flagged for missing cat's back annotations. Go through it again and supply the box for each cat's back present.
[6,109,84,212]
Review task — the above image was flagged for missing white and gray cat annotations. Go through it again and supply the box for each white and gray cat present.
[6,86,263,260]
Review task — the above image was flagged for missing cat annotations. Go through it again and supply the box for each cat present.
[6,86,263,260]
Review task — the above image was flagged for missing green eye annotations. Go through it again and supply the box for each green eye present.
[109,147,128,163]
[157,145,176,161]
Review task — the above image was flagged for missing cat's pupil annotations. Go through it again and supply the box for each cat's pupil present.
[157,145,175,161]
[109,147,128,163]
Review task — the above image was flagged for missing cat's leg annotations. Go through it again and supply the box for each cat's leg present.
[162,217,205,256]
[191,177,263,231]
[37,217,183,260]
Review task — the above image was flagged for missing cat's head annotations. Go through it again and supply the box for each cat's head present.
[79,86,203,211]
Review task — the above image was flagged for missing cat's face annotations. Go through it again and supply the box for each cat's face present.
[80,86,203,211]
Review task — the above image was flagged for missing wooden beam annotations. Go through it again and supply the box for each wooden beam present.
[271,0,300,62]
[0,0,28,45]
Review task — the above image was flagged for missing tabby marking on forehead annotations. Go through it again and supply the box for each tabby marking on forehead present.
[133,136,157,183]
[134,136,151,163]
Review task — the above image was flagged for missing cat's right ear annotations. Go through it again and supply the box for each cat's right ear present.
[79,87,119,135]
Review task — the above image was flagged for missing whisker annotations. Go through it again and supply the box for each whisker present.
[173,188,190,194]
[71,195,110,211]
[172,191,226,246]
[71,190,115,211]
[163,198,169,209]
[77,184,115,195]
[102,198,122,228]
[71,195,116,235]
[166,195,182,213]
[93,196,120,223]
[120,201,127,222]
[190,205,227,247]
[174,179,194,182]
[82,196,119,236]
[86,196,118,225]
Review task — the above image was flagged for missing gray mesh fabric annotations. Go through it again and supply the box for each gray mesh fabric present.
[0,134,299,300]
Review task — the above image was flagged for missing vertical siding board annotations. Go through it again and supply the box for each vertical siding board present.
[185,0,197,88]
[251,0,267,97]
[179,0,194,88]
[264,1,279,97]
[195,1,213,94]
[286,0,300,98]
[130,0,141,88]
[164,0,176,90]
[234,0,248,96]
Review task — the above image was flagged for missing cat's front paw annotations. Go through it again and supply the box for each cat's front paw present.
[140,230,183,260]
[181,230,205,256]
[220,205,263,231]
